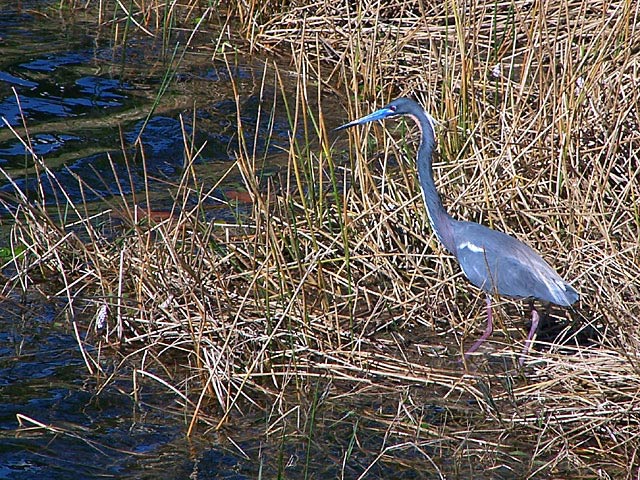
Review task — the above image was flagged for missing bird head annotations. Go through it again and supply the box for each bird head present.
[335,98,428,131]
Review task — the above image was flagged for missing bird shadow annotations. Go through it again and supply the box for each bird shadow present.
[529,305,601,352]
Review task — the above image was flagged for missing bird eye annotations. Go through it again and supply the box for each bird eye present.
[390,105,397,112]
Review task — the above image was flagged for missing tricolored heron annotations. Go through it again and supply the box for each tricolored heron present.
[336,98,579,364]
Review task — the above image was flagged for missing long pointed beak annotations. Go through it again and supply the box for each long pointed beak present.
[335,107,395,131]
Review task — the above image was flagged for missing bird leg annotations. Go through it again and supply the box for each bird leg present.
[519,307,540,366]
[464,296,494,358]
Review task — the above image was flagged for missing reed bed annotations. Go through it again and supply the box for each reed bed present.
[3,0,640,476]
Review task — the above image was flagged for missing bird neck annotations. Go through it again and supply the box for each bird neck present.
[413,112,457,254]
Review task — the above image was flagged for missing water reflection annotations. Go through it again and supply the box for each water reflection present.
[0,293,206,478]
[0,3,293,215]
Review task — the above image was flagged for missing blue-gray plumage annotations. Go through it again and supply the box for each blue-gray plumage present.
[336,97,579,364]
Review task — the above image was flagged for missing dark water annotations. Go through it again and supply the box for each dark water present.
[0,2,288,479]
[0,1,294,218]
[0,302,439,480]
[0,296,210,479]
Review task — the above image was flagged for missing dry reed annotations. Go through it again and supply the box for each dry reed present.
[3,0,640,476]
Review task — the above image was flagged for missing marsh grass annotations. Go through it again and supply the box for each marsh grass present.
[4,0,640,476]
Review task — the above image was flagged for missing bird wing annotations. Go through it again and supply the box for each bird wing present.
[453,222,575,304]
[456,240,536,298]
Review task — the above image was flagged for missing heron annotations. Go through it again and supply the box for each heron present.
[336,97,579,364]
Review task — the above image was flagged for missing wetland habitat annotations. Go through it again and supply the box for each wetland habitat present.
[1,0,639,478]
